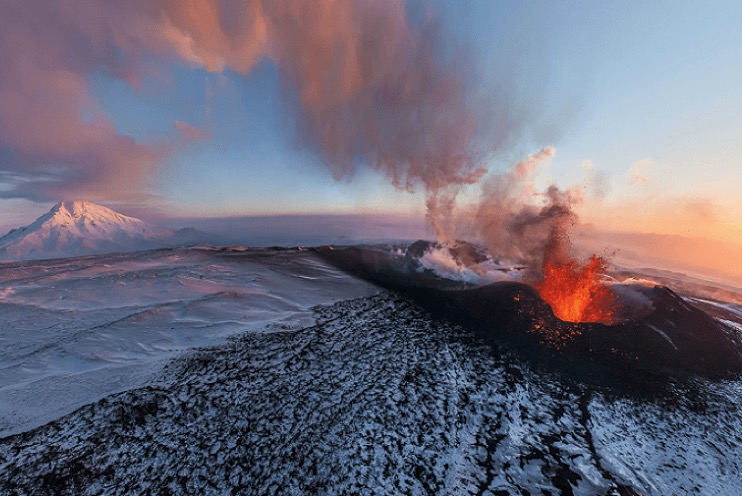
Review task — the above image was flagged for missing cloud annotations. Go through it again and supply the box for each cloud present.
[0,0,500,207]
[174,121,211,142]
[628,158,653,186]
[514,146,556,179]
[0,1,170,202]
[683,198,719,222]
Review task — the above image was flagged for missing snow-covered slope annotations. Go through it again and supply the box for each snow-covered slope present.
[0,248,741,494]
[0,201,200,260]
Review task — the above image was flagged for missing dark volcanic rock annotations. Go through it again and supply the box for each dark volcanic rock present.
[2,292,740,495]
[317,245,742,381]
[446,282,742,381]
[315,244,466,290]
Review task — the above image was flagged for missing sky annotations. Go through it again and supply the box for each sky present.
[0,0,740,249]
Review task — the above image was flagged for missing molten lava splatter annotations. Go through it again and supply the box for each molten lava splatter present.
[537,254,616,324]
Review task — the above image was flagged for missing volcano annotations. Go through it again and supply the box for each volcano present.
[0,245,740,495]
[0,201,203,260]
[316,242,742,381]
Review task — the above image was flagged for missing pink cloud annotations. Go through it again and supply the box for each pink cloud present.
[174,121,211,142]
[0,0,497,217]
[0,1,169,201]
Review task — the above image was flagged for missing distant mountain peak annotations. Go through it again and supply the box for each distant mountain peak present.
[48,200,148,225]
[0,201,204,261]
[51,200,114,216]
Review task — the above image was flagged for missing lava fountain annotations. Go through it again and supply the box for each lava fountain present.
[532,211,618,325]
[471,149,617,324]
[536,253,616,324]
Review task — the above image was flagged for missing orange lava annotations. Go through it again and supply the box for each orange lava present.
[536,254,616,323]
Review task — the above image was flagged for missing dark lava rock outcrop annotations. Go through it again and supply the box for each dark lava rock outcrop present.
[316,244,742,381]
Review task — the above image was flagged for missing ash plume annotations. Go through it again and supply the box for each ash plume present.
[468,147,618,323]
[0,0,495,214]
[473,147,581,271]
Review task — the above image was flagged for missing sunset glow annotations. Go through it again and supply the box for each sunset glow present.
[0,1,739,282]
[2,3,742,494]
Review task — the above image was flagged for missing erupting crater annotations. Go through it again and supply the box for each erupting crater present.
[536,254,617,324]
[316,241,742,383]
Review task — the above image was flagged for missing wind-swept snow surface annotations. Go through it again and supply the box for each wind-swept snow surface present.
[0,247,377,435]
[0,201,201,260]
[0,247,741,495]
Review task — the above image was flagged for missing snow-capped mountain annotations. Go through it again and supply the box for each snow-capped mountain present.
[0,200,202,260]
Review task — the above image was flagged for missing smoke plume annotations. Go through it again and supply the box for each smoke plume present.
[473,147,580,269]
[0,0,491,214]
[470,146,619,323]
